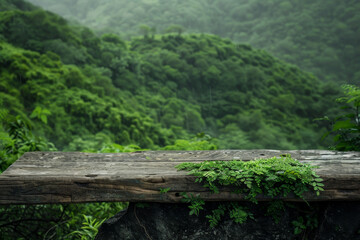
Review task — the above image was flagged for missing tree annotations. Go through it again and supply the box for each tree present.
[139,24,151,39]
[165,24,185,36]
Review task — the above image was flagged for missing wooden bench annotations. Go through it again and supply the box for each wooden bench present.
[1,150,360,204]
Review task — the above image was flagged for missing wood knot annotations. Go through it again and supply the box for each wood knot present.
[143,176,165,183]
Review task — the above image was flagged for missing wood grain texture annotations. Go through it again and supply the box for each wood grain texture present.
[0,150,359,204]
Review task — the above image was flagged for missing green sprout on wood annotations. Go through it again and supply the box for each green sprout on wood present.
[159,187,171,194]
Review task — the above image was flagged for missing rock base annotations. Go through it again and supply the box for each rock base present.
[96,202,360,240]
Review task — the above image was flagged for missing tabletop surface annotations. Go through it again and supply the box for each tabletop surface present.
[1,150,359,204]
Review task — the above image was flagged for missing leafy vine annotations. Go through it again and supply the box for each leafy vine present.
[175,155,324,229]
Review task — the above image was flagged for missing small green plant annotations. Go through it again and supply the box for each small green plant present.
[227,202,253,224]
[30,106,51,124]
[292,216,307,235]
[70,215,105,240]
[206,204,226,227]
[292,214,318,235]
[180,192,205,216]
[205,203,254,228]
[175,156,324,227]
[159,187,171,194]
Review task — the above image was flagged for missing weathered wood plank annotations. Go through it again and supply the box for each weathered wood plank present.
[11,150,360,164]
[0,150,359,204]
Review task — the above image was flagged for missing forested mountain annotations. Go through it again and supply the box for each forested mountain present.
[27,0,360,84]
[0,0,340,151]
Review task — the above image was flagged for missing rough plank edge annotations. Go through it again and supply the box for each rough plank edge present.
[1,175,360,205]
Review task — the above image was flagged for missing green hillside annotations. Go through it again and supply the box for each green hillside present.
[0,1,339,151]
[27,0,360,84]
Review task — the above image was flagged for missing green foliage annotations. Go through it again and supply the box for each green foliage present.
[292,214,318,236]
[0,202,128,240]
[0,0,37,11]
[70,215,105,240]
[162,133,217,150]
[28,0,360,84]
[292,216,307,235]
[0,110,129,239]
[206,204,226,228]
[159,187,171,194]
[322,85,360,151]
[30,106,51,124]
[64,202,127,238]
[130,34,339,150]
[165,24,185,35]
[228,202,253,224]
[0,1,341,150]
[176,156,324,202]
[0,40,174,150]
[0,112,55,172]
[96,143,144,153]
[180,193,205,216]
[176,156,324,226]
[205,203,253,228]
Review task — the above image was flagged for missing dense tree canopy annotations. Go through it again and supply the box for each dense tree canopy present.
[27,0,360,84]
[0,6,340,151]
